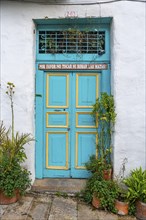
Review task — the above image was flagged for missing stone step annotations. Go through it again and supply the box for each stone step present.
[32,178,87,195]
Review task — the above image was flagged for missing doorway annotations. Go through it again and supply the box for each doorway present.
[43,72,98,178]
[35,18,111,178]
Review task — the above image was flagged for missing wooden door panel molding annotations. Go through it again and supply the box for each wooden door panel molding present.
[46,131,69,170]
[76,73,99,108]
[46,112,69,128]
[76,112,98,128]
[46,73,69,108]
[75,132,97,169]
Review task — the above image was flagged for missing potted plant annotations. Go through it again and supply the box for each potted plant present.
[0,82,33,204]
[81,172,100,205]
[115,182,129,215]
[0,125,32,204]
[85,154,112,180]
[82,172,118,212]
[124,167,146,220]
[92,178,118,212]
[113,158,129,216]
[91,92,116,180]
[102,149,113,180]
[85,155,105,176]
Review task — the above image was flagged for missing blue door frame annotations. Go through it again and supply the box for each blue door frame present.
[35,18,111,178]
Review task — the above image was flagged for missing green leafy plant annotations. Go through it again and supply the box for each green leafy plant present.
[124,167,146,203]
[0,82,33,198]
[85,155,102,174]
[90,92,116,174]
[82,93,117,213]
[0,122,6,147]
[82,173,118,212]
[82,173,101,204]
[128,203,136,216]
[0,125,33,198]
[0,155,31,197]
[85,155,112,179]
[94,180,118,213]
[123,167,146,216]
[116,183,128,202]
[0,130,33,164]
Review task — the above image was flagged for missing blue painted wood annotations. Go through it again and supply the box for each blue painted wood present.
[77,75,97,107]
[47,133,67,167]
[101,67,111,94]
[44,73,70,178]
[70,73,98,178]
[35,19,111,178]
[78,113,95,127]
[47,75,67,107]
[47,113,67,127]
[34,17,112,25]
[36,70,110,178]
[35,69,44,178]
[77,133,96,167]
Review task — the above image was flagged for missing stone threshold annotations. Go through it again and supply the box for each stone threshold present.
[31,178,87,195]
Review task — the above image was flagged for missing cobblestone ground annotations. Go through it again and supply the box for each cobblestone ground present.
[0,193,137,220]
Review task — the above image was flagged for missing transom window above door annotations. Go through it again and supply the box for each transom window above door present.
[38,30,105,55]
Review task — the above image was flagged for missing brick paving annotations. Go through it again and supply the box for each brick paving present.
[0,193,137,220]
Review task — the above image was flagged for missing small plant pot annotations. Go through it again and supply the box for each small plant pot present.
[0,190,20,205]
[103,169,112,180]
[115,200,129,215]
[92,195,100,208]
[136,201,146,220]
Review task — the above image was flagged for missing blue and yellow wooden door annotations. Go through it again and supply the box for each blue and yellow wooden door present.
[71,73,98,178]
[42,72,98,178]
[44,73,70,177]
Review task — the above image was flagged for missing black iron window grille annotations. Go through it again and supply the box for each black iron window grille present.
[39,30,105,55]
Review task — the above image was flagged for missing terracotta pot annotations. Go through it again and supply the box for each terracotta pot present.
[103,169,112,180]
[136,200,146,220]
[92,195,100,208]
[0,190,20,205]
[115,200,129,215]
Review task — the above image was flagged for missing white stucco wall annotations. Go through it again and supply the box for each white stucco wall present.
[1,0,145,182]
